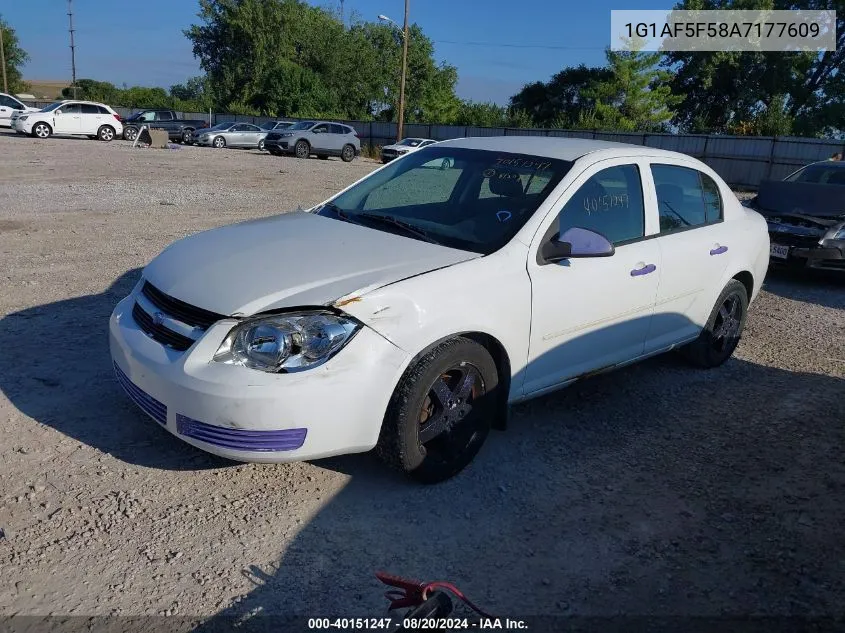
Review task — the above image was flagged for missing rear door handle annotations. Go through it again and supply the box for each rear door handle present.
[710,245,728,255]
[630,263,657,277]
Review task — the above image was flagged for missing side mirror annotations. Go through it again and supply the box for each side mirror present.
[55,110,62,116]
[540,227,615,264]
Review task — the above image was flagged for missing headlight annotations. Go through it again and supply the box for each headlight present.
[213,311,360,373]
[19,115,28,121]
[280,132,293,137]
[831,227,845,240]
[397,149,408,154]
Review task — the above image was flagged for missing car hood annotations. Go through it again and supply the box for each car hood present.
[142,211,480,316]
[382,144,416,152]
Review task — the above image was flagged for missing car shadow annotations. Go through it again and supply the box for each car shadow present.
[0,268,227,471]
[763,266,845,310]
[189,316,845,627]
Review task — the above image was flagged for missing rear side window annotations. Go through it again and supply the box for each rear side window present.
[158,111,173,121]
[97,105,110,114]
[556,164,645,245]
[328,124,344,134]
[651,164,723,232]
[81,104,99,114]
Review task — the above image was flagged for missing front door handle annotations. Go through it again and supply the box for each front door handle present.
[710,245,728,255]
[630,263,657,277]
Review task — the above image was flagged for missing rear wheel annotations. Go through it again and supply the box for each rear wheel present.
[294,139,310,159]
[32,122,52,139]
[681,279,748,368]
[182,129,194,144]
[123,127,139,142]
[258,139,265,151]
[97,125,116,142]
[213,136,226,149]
[376,337,498,484]
[341,144,355,162]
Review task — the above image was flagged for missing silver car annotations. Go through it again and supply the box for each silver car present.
[265,121,361,162]
[196,122,268,150]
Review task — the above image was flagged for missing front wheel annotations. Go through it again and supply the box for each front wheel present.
[123,127,139,142]
[341,144,355,162]
[32,122,52,139]
[213,136,226,149]
[257,139,265,151]
[98,125,116,142]
[680,279,749,368]
[376,337,498,484]
[294,139,309,159]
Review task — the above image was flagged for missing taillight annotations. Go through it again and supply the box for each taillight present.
[113,114,122,122]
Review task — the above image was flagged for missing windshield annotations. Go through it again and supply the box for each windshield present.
[288,121,316,131]
[785,164,845,186]
[259,121,277,130]
[399,138,423,147]
[40,102,64,112]
[316,147,572,255]
[205,122,234,132]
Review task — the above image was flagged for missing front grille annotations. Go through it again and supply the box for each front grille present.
[768,232,822,249]
[142,282,224,330]
[114,362,167,426]
[132,302,195,351]
[176,414,307,452]
[266,132,281,141]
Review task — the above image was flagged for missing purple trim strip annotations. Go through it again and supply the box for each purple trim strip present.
[113,362,167,426]
[176,414,307,452]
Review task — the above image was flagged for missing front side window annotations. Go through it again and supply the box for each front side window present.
[317,147,572,255]
[651,164,723,232]
[554,164,645,245]
[61,103,82,114]
[312,123,330,134]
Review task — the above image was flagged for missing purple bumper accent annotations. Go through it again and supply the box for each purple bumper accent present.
[114,362,167,426]
[176,414,307,452]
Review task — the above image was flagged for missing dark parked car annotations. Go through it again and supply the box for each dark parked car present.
[745,160,845,272]
[122,109,208,143]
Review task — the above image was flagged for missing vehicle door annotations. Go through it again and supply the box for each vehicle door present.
[309,123,332,151]
[643,162,733,353]
[79,104,103,134]
[241,123,262,147]
[523,159,661,395]
[329,124,349,152]
[156,110,175,133]
[227,123,251,146]
[53,103,83,134]
[0,94,25,126]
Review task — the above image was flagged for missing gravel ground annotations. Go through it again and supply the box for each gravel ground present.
[1,132,844,625]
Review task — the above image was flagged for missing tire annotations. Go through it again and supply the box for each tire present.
[97,125,116,142]
[258,139,265,151]
[341,144,355,162]
[182,129,194,144]
[123,127,139,142]
[294,139,310,159]
[32,122,52,139]
[213,136,226,149]
[680,279,749,368]
[376,337,499,484]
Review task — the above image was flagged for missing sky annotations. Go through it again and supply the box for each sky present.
[3,0,674,104]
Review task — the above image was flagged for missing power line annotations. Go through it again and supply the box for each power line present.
[435,39,605,51]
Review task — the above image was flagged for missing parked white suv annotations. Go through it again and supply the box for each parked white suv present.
[14,100,124,141]
[0,93,38,127]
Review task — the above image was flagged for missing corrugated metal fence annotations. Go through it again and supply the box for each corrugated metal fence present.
[23,100,845,189]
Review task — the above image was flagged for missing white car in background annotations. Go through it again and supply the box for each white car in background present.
[381,137,437,163]
[14,100,124,141]
[0,92,39,127]
[110,137,769,484]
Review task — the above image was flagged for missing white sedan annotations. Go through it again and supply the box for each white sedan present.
[381,137,437,163]
[110,137,770,483]
[14,100,123,141]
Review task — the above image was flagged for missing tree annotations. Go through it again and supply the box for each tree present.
[509,65,613,127]
[664,0,845,136]
[0,16,29,94]
[579,47,680,132]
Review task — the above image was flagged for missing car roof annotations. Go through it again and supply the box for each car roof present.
[435,136,691,162]
[58,99,111,107]
[801,160,845,169]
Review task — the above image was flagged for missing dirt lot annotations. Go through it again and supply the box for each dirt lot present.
[1,132,844,625]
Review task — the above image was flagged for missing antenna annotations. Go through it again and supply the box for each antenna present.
[68,0,78,98]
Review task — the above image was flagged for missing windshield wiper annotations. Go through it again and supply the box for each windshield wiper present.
[357,213,441,245]
[320,202,363,225]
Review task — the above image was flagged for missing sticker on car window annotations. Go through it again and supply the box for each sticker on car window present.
[496,210,513,222]
[493,157,552,171]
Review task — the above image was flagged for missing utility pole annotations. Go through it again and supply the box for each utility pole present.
[0,24,8,94]
[68,0,78,98]
[397,0,409,143]
[339,0,344,26]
